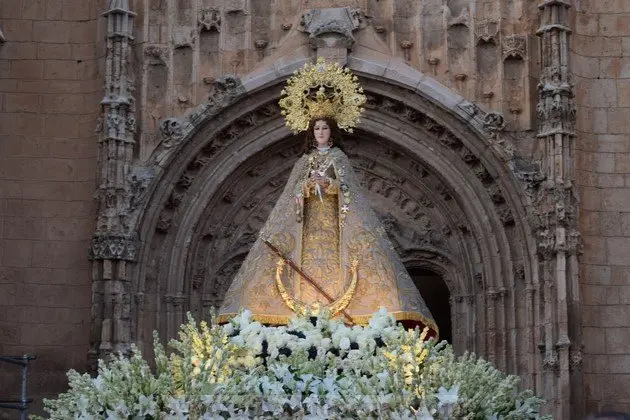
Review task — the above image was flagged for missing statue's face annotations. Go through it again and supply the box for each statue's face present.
[313,120,331,147]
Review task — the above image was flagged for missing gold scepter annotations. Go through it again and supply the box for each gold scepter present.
[263,239,355,325]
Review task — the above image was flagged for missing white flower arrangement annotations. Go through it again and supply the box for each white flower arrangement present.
[34,309,550,419]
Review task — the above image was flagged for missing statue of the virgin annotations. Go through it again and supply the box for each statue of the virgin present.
[217,59,437,335]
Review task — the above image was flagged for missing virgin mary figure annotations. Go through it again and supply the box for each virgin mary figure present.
[217,59,437,335]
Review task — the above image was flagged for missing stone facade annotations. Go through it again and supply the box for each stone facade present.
[573,0,630,414]
[0,0,628,418]
[0,0,102,416]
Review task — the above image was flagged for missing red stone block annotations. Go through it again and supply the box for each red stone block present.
[1,239,33,268]
[0,284,17,305]
[61,0,91,21]
[1,157,42,181]
[0,180,23,199]
[31,239,91,269]
[0,0,24,19]
[42,93,84,114]
[9,60,44,80]
[3,217,43,240]
[0,134,35,156]
[22,0,46,20]
[36,43,72,60]
[33,20,70,44]
[43,114,79,137]
[4,92,41,113]
[0,20,33,42]
[71,43,96,61]
[70,21,95,42]
[43,60,79,80]
[0,41,37,59]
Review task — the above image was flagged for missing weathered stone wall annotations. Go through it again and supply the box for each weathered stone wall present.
[133,0,541,162]
[573,0,630,414]
[1,0,630,418]
[0,0,102,416]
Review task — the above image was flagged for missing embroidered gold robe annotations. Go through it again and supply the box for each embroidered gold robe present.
[217,147,437,335]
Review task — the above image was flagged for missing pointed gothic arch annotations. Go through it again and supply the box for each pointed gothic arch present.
[97,57,543,393]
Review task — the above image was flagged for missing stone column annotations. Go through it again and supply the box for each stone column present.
[88,0,137,368]
[536,1,582,418]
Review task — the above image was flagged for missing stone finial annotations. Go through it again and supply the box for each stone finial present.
[298,7,362,65]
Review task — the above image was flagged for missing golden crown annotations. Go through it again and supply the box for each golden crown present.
[279,58,366,134]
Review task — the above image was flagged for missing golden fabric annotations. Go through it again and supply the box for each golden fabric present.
[299,184,342,304]
[218,147,438,336]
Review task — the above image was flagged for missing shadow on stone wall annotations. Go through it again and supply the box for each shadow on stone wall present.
[586,413,630,420]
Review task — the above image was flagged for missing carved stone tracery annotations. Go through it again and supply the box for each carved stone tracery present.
[198,8,221,32]
[502,35,527,60]
[89,4,548,404]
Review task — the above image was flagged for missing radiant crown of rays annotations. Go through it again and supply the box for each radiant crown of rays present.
[279,58,367,134]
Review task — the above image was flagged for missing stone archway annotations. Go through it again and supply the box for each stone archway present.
[116,58,542,395]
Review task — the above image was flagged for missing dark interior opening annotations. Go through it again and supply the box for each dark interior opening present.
[407,267,452,343]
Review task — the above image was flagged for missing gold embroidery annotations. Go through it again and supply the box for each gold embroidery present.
[275,258,359,317]
[218,148,438,336]
[300,192,342,304]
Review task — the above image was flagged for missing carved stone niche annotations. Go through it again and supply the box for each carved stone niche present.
[198,8,221,32]
[502,35,527,60]
[475,20,499,45]
[298,7,362,64]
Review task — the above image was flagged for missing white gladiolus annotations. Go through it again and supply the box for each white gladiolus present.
[34,310,550,420]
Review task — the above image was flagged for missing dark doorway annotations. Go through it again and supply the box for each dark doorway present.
[407,268,452,343]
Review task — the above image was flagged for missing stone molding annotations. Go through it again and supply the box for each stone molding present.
[91,27,543,398]
[90,235,138,261]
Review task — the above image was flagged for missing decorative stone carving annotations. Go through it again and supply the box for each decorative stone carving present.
[159,118,191,148]
[154,101,282,233]
[91,235,137,261]
[400,40,413,61]
[202,76,246,116]
[172,28,197,48]
[569,347,583,372]
[535,1,580,411]
[299,7,362,61]
[537,81,576,136]
[456,100,487,130]
[446,7,470,28]
[475,20,499,44]
[483,112,507,133]
[502,35,527,60]
[254,39,268,49]
[510,156,545,200]
[128,166,155,212]
[543,351,560,373]
[144,45,168,63]
[198,8,221,32]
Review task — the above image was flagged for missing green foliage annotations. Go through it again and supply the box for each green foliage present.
[35,310,550,419]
